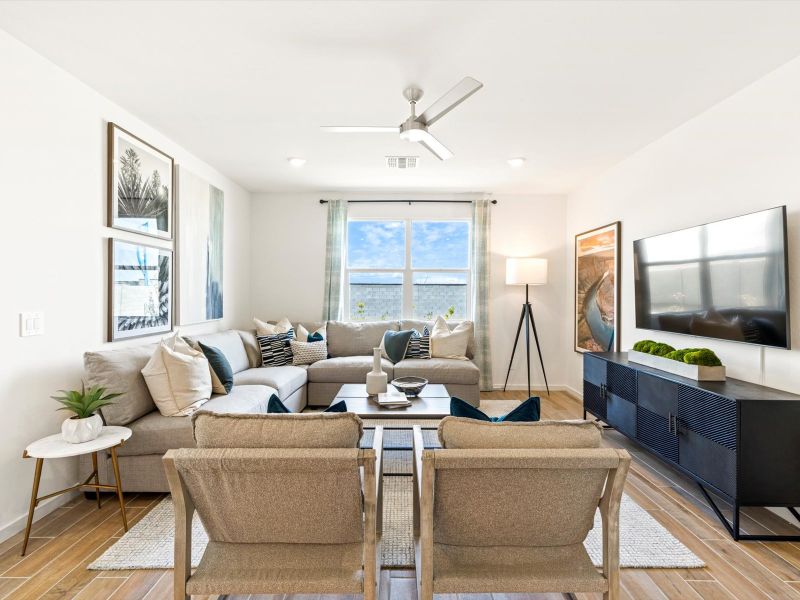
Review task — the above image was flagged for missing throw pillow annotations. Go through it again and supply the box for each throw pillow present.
[380,329,415,363]
[142,333,212,417]
[296,323,326,342]
[290,339,328,365]
[254,316,292,336]
[430,316,471,359]
[257,329,295,367]
[197,342,234,394]
[405,326,431,359]
[268,394,347,414]
[450,396,540,422]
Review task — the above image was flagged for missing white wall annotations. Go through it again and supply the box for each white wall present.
[0,30,252,539]
[564,55,800,396]
[251,192,568,391]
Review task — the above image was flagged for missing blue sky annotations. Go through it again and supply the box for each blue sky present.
[347,221,469,285]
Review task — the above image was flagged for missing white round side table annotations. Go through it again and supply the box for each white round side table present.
[21,426,132,556]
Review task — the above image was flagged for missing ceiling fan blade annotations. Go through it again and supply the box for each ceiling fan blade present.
[417,76,483,127]
[320,126,399,133]
[416,130,453,161]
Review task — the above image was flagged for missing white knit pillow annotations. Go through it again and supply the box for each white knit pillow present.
[290,339,328,365]
[142,333,212,416]
[430,316,471,360]
[254,316,292,336]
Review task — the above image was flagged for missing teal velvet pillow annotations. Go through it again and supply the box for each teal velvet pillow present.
[198,342,234,394]
[381,329,415,363]
[267,394,347,414]
[450,396,540,422]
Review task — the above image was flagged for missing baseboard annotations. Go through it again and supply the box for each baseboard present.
[490,383,569,392]
[562,383,583,401]
[0,487,79,545]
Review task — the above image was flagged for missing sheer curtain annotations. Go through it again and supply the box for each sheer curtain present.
[471,198,493,391]
[322,199,347,321]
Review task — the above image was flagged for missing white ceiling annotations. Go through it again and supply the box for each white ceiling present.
[3,1,800,194]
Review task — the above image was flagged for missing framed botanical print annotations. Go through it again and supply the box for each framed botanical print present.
[575,222,620,353]
[108,238,173,341]
[108,123,174,240]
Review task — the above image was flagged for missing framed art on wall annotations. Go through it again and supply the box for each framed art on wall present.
[574,221,620,353]
[108,238,173,341]
[108,123,174,240]
[176,166,224,324]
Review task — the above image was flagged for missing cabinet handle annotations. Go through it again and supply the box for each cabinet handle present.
[668,413,675,435]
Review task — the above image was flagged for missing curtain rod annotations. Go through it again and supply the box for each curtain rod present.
[319,199,497,205]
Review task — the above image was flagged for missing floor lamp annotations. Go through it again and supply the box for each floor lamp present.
[502,257,550,397]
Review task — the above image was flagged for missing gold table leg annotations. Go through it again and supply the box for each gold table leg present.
[109,446,128,532]
[91,452,101,509]
[21,458,44,556]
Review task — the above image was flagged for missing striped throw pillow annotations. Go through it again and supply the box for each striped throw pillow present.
[258,329,295,367]
[405,327,431,359]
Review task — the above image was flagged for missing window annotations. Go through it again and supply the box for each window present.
[346,219,471,321]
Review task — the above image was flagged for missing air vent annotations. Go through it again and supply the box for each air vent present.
[385,156,419,169]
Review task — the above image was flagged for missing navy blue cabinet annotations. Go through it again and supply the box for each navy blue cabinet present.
[583,352,800,541]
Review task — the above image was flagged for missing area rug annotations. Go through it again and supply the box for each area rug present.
[89,472,703,571]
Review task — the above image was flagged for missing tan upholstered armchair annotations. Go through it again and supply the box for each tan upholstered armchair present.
[163,411,382,600]
[412,418,631,600]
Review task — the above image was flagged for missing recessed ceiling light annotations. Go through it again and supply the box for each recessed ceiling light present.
[507,157,526,168]
[287,157,306,167]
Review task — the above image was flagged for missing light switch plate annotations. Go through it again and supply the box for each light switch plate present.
[19,312,44,337]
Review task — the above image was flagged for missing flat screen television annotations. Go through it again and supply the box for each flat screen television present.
[633,206,790,349]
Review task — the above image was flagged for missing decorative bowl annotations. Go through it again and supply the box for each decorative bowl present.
[390,376,428,397]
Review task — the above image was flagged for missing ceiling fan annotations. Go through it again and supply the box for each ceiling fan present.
[321,76,483,161]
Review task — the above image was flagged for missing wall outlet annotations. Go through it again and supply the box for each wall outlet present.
[19,312,44,337]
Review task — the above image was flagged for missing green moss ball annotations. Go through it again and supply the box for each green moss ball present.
[683,349,722,367]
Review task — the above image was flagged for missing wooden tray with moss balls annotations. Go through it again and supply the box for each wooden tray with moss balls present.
[628,340,725,381]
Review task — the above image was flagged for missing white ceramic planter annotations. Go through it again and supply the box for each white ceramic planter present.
[628,350,726,381]
[61,413,103,444]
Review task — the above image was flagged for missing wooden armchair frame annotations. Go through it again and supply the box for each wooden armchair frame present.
[163,426,383,600]
[412,425,630,600]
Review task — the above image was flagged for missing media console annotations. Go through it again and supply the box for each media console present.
[583,352,800,541]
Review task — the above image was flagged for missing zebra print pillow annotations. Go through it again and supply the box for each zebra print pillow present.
[257,329,295,367]
[404,327,431,359]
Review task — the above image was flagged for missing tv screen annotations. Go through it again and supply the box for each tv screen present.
[633,206,790,349]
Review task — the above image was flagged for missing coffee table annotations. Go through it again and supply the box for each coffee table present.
[333,383,451,419]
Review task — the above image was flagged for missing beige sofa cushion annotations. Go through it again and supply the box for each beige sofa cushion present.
[307,356,394,383]
[185,330,250,374]
[430,317,472,360]
[326,320,398,357]
[142,335,212,417]
[237,330,262,368]
[233,366,308,399]
[117,385,273,457]
[192,411,364,449]
[394,358,479,385]
[84,344,158,426]
[401,319,475,359]
[438,418,602,449]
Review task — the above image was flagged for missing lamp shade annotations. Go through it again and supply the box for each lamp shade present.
[506,257,548,285]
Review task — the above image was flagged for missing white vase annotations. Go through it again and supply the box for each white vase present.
[61,414,103,444]
[366,347,388,395]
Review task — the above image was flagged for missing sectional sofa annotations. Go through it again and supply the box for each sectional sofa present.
[82,319,480,492]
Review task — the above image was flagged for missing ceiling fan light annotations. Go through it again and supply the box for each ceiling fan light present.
[507,157,527,168]
[287,157,306,167]
[399,128,426,142]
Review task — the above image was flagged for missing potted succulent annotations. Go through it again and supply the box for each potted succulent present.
[52,383,122,443]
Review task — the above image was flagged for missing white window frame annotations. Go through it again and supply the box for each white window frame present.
[345,217,472,321]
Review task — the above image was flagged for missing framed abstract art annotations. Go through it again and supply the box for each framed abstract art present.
[108,238,173,341]
[108,123,174,240]
[574,222,620,353]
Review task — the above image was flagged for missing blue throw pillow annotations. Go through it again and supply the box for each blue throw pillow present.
[450,396,540,422]
[307,331,324,343]
[381,329,415,363]
[198,342,234,394]
[267,394,347,414]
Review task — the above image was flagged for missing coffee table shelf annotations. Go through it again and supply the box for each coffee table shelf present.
[333,383,451,419]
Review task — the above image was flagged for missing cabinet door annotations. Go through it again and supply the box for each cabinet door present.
[583,380,606,419]
[605,362,637,436]
[584,355,607,386]
[677,386,737,497]
[637,372,678,418]
[635,374,680,465]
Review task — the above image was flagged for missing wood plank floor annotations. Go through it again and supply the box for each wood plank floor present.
[1,390,799,599]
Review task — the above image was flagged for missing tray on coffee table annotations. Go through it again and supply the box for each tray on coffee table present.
[333,383,451,419]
